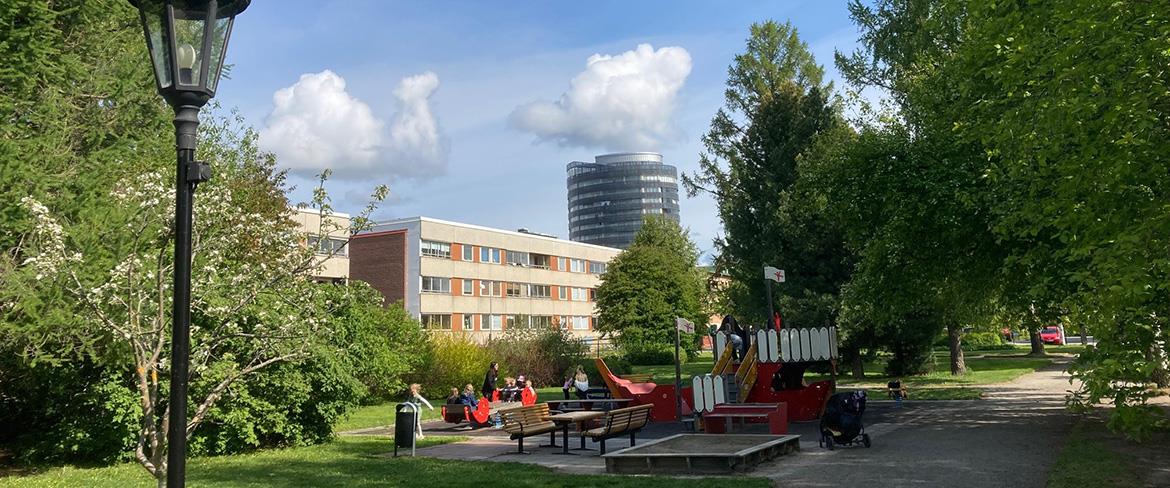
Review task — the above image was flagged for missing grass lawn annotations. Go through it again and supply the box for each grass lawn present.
[334,402,445,432]
[1047,419,1141,488]
[0,436,770,488]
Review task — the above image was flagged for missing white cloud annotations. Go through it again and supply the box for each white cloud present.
[509,44,692,151]
[259,70,447,181]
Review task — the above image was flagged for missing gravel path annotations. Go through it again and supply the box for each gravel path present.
[759,357,1077,487]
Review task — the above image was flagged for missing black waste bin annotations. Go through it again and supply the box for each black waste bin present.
[394,403,417,457]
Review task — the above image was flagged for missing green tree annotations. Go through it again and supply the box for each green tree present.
[682,21,852,337]
[595,216,706,363]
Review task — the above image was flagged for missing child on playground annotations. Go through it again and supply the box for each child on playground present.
[500,377,519,402]
[446,387,461,404]
[404,383,434,440]
[460,384,478,408]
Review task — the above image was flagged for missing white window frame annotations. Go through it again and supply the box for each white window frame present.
[420,240,451,258]
[420,276,450,294]
[482,314,502,331]
[462,245,473,261]
[462,279,473,295]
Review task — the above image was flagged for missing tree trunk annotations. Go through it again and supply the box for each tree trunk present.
[947,322,966,375]
[1150,323,1169,388]
[1079,324,1088,347]
[851,351,865,379]
[1029,329,1046,356]
[156,475,166,488]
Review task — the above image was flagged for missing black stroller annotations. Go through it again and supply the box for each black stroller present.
[819,390,871,450]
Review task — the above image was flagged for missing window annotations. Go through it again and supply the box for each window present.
[506,282,524,298]
[482,314,502,331]
[588,288,596,302]
[462,245,473,261]
[529,315,553,328]
[420,276,450,293]
[530,254,551,269]
[570,259,585,273]
[463,314,473,330]
[421,240,451,258]
[558,286,567,300]
[571,287,586,301]
[506,250,530,266]
[420,314,451,329]
[308,236,348,256]
[505,314,522,329]
[480,247,501,264]
[588,261,607,274]
[572,316,589,330]
[462,279,473,295]
[529,284,550,299]
[557,257,567,271]
[479,280,501,297]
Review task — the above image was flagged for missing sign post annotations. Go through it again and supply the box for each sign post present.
[674,317,694,424]
[763,266,785,329]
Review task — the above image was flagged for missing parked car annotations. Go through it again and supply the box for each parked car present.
[1039,326,1064,345]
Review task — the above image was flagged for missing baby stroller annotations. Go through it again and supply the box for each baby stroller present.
[819,390,871,450]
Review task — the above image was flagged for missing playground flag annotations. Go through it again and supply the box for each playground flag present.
[676,317,694,333]
[764,266,785,283]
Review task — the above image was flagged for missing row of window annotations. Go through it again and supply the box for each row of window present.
[567,174,678,191]
[308,235,348,257]
[422,276,595,301]
[420,313,592,331]
[571,186,670,200]
[421,240,603,274]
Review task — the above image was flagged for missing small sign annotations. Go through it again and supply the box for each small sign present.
[676,317,694,333]
[764,266,785,283]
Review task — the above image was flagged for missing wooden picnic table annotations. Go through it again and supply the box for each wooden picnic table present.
[545,398,632,412]
[542,411,606,455]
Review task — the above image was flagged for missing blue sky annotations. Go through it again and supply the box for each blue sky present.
[212,0,864,259]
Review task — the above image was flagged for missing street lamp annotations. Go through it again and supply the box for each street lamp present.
[128,1,250,487]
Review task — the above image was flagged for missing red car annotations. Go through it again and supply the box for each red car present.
[1039,326,1064,345]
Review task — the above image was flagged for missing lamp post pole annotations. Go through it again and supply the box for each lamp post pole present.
[128,2,251,486]
[167,105,204,488]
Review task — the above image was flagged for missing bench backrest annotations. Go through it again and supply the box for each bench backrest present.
[500,403,551,435]
[601,404,653,435]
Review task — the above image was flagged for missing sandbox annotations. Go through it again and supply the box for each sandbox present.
[603,433,800,474]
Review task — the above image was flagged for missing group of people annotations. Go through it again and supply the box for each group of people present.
[470,361,537,404]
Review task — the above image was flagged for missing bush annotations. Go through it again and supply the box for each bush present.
[414,333,493,396]
[0,360,139,465]
[962,331,1006,350]
[487,326,586,388]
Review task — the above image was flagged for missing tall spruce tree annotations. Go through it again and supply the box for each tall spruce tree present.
[682,21,851,332]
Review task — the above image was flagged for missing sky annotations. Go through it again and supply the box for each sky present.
[211,0,866,260]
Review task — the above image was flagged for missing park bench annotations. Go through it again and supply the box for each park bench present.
[500,403,559,454]
[579,403,653,454]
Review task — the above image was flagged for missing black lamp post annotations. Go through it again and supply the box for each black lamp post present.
[128,1,250,486]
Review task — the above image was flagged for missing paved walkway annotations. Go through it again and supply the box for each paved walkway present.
[403,359,1079,487]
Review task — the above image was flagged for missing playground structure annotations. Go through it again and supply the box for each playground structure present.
[596,326,839,424]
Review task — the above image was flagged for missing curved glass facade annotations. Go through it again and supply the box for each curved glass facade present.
[567,152,681,249]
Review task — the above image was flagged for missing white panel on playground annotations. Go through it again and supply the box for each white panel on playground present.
[702,375,715,412]
[780,329,791,362]
[767,329,779,362]
[800,328,811,361]
[829,326,839,358]
[712,375,726,407]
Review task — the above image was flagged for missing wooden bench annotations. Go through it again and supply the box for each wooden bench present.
[500,403,559,454]
[579,404,653,454]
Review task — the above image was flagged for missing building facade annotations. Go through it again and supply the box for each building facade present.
[349,217,621,341]
[292,208,350,283]
[567,152,681,249]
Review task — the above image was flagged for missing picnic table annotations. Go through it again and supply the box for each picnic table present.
[542,411,605,455]
[545,398,632,413]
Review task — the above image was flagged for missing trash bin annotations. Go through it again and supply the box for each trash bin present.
[394,403,418,457]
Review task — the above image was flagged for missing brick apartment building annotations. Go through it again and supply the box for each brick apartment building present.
[349,217,621,341]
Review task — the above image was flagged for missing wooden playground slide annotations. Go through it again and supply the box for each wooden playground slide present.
[711,342,736,376]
